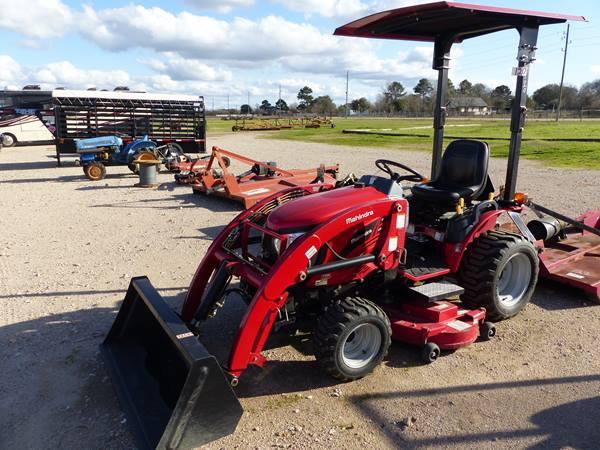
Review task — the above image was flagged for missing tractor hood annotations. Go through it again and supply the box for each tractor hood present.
[266,185,385,233]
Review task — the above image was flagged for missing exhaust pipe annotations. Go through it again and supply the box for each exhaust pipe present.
[102,277,243,450]
[527,216,564,241]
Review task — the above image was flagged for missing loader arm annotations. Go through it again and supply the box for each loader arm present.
[183,193,407,379]
[181,183,336,320]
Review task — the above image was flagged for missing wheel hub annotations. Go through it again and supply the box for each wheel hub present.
[497,253,532,307]
[88,165,102,179]
[341,323,381,369]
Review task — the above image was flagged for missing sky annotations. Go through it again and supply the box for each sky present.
[0,0,598,109]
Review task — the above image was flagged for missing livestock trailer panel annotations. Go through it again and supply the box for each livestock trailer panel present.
[53,91,206,164]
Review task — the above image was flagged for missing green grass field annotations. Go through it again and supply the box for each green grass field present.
[206,117,600,169]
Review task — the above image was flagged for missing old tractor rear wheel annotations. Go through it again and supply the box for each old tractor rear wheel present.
[128,150,157,173]
[313,296,391,381]
[458,230,539,321]
[83,162,106,181]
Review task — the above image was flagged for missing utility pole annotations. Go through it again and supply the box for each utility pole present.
[345,71,349,118]
[227,94,230,114]
[556,24,570,122]
[212,96,214,112]
[278,84,282,101]
[247,91,250,106]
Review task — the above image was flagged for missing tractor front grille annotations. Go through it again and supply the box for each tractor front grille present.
[222,188,310,252]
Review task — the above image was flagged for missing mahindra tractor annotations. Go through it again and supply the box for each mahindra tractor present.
[100,3,598,450]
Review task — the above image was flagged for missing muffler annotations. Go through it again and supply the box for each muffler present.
[527,215,564,241]
[101,277,243,450]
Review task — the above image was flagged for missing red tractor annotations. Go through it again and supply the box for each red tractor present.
[101,3,596,450]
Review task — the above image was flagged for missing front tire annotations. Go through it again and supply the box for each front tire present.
[459,230,539,321]
[313,296,391,381]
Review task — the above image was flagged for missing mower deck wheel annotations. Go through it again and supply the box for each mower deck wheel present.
[479,321,496,341]
[313,296,391,381]
[83,162,106,181]
[421,342,441,363]
[459,230,539,321]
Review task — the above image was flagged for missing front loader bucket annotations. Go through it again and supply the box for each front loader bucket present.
[101,277,243,450]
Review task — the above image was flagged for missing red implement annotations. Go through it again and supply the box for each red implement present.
[537,210,600,302]
[188,146,339,208]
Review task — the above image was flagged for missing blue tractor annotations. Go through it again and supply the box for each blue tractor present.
[76,135,185,181]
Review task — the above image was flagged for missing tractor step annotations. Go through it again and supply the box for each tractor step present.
[408,282,465,302]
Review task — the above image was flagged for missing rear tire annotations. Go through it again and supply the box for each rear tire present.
[459,230,539,321]
[313,296,391,381]
[83,162,106,181]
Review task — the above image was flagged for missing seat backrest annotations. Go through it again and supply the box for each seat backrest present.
[435,139,489,193]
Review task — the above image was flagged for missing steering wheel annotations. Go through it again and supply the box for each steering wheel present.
[375,159,425,183]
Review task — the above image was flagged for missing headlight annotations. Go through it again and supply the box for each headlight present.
[273,232,304,255]
[272,237,282,254]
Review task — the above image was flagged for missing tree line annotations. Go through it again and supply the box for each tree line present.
[240,78,600,116]
[241,86,338,115]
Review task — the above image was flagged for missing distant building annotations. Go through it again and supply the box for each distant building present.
[448,97,489,115]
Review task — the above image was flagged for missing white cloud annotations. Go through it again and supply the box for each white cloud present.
[272,0,429,19]
[142,55,232,81]
[75,4,441,82]
[281,44,438,81]
[0,2,446,84]
[32,61,131,88]
[0,0,72,39]
[592,65,600,75]
[0,57,131,91]
[0,55,25,89]
[272,0,368,19]
[185,0,255,14]
[0,2,461,104]
[77,6,348,62]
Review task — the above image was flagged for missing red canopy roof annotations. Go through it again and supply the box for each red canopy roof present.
[334,2,586,43]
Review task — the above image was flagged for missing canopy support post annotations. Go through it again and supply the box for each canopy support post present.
[504,26,539,202]
[431,37,453,180]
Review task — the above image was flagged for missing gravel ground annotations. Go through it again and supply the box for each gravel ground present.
[1,133,599,450]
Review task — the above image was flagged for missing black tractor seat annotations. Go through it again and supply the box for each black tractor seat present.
[412,139,492,204]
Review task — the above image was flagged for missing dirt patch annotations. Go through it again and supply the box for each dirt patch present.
[0,135,599,449]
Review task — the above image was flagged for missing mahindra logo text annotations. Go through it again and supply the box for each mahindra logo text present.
[346,210,374,224]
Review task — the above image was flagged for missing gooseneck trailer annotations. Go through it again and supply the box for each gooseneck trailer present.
[53,90,206,165]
